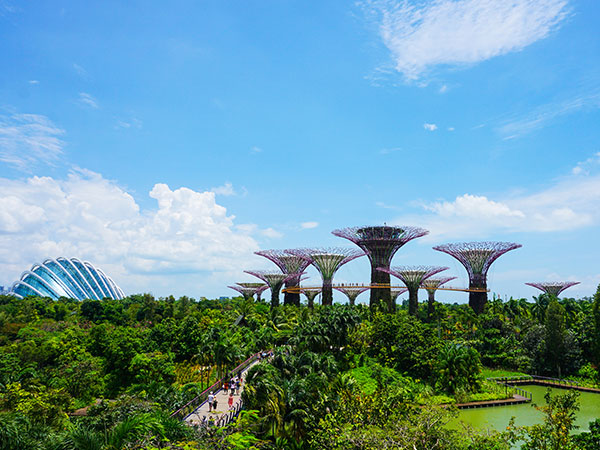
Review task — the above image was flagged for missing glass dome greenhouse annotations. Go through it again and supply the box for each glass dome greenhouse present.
[11,257,125,300]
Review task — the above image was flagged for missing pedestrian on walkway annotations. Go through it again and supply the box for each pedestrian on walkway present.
[228,393,234,409]
[230,378,236,395]
[208,391,214,412]
[213,397,218,411]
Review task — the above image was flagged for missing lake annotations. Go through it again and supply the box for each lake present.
[450,384,600,433]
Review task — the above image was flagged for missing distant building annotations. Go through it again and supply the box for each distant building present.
[10,257,125,301]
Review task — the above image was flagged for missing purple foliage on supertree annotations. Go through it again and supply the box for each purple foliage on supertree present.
[255,250,312,285]
[333,286,369,305]
[422,277,457,293]
[377,266,449,290]
[390,288,407,302]
[332,225,429,267]
[432,241,522,286]
[287,247,365,281]
[525,281,580,297]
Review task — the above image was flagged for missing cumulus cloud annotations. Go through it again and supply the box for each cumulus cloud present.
[364,0,569,80]
[78,92,98,109]
[301,221,319,229]
[423,123,437,131]
[391,171,600,239]
[0,112,65,170]
[572,152,600,176]
[0,170,262,296]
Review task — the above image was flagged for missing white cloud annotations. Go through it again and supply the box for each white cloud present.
[28,80,39,85]
[211,182,236,196]
[499,89,600,139]
[392,172,600,239]
[571,152,600,176]
[439,85,448,93]
[251,146,263,154]
[0,170,262,296]
[301,221,319,229]
[73,63,87,77]
[379,147,402,155]
[0,112,65,170]
[78,92,99,109]
[261,227,283,239]
[115,118,143,130]
[423,123,437,131]
[448,127,455,131]
[364,0,569,80]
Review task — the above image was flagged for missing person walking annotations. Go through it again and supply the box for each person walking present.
[207,391,214,412]
[228,392,234,409]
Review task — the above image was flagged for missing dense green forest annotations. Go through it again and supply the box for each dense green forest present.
[1,286,600,449]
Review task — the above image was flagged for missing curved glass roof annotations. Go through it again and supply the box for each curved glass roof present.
[11,258,125,301]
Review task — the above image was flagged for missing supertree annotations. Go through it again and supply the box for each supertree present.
[334,285,369,306]
[378,266,448,315]
[301,287,321,308]
[422,276,456,318]
[255,250,312,306]
[433,241,522,314]
[228,285,259,301]
[390,288,408,304]
[236,282,268,302]
[244,271,296,308]
[288,248,365,306]
[332,225,428,311]
[525,281,580,298]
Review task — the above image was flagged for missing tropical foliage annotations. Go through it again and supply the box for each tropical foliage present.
[0,284,599,449]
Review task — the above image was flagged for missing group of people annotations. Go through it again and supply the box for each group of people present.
[207,373,243,413]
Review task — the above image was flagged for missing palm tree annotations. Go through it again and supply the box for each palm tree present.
[56,413,164,450]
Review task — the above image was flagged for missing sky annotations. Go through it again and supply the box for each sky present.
[1,0,599,304]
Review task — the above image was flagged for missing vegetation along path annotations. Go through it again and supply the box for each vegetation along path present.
[184,357,262,426]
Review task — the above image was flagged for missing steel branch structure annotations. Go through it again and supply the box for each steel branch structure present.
[236,282,268,302]
[300,287,322,309]
[244,271,296,308]
[525,281,580,297]
[377,266,448,315]
[433,241,522,314]
[422,277,456,318]
[255,250,312,306]
[333,285,369,306]
[228,285,260,301]
[288,247,365,306]
[332,225,428,312]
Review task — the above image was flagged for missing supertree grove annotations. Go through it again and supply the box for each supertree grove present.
[422,276,456,318]
[288,247,365,306]
[332,225,428,311]
[378,266,448,315]
[526,281,580,297]
[433,241,522,314]
[333,285,369,306]
[244,271,296,308]
[301,287,321,308]
[255,250,312,306]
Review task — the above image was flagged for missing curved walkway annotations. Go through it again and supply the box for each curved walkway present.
[184,358,261,426]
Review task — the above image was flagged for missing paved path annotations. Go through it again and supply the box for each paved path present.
[185,359,261,426]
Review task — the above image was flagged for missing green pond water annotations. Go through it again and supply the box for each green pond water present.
[450,385,600,433]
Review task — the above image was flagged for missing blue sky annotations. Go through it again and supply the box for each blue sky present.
[1,0,599,303]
